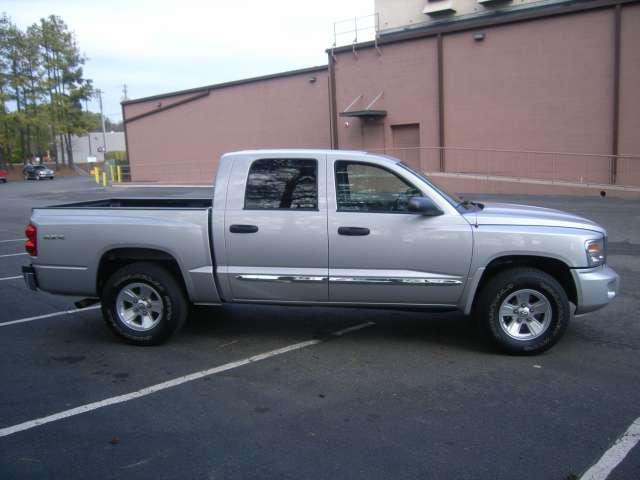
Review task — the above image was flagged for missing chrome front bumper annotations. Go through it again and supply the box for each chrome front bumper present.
[22,265,38,291]
[572,265,619,315]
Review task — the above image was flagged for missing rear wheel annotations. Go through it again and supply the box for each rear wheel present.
[475,268,570,355]
[101,262,188,345]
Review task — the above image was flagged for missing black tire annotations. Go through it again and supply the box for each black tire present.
[101,262,188,345]
[475,268,570,355]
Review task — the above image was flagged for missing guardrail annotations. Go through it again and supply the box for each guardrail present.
[100,147,640,191]
[371,146,640,188]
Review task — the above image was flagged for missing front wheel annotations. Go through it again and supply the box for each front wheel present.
[475,268,570,355]
[101,262,188,345]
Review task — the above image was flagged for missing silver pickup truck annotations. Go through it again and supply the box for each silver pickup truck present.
[22,149,619,354]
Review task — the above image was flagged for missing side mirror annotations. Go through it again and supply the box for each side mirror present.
[408,196,444,216]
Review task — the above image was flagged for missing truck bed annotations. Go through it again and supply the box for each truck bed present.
[45,198,212,209]
[29,197,219,304]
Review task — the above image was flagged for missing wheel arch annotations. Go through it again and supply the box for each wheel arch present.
[466,255,577,315]
[97,247,189,299]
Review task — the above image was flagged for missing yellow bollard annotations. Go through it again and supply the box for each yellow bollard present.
[94,168,100,184]
[117,165,122,183]
[102,171,107,187]
[109,165,115,182]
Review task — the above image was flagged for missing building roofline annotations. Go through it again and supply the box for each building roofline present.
[122,65,328,106]
[327,0,639,54]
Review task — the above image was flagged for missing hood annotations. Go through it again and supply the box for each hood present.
[463,202,605,235]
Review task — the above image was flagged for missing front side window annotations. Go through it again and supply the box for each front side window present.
[244,158,317,210]
[335,161,421,213]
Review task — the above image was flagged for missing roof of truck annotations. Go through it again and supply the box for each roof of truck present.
[223,148,383,158]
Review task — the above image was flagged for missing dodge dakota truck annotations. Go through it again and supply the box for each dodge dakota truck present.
[22,149,619,354]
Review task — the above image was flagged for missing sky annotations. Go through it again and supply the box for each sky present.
[3,0,374,121]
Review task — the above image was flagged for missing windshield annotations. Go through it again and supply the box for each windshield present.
[397,162,462,207]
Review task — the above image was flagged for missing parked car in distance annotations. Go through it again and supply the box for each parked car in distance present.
[23,165,55,180]
[0,169,7,183]
[22,149,619,354]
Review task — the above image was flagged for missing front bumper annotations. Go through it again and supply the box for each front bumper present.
[22,265,38,291]
[572,265,619,315]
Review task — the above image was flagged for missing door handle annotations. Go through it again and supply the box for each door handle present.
[338,226,370,236]
[229,224,259,233]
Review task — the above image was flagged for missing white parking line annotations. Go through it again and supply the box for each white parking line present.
[0,305,101,327]
[0,238,25,243]
[0,252,28,258]
[580,416,640,480]
[0,321,375,437]
[0,275,22,281]
[333,321,376,336]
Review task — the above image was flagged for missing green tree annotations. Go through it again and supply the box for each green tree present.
[0,14,95,166]
[39,15,93,165]
[105,117,123,132]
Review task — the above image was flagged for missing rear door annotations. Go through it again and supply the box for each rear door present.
[222,153,328,302]
[327,155,472,306]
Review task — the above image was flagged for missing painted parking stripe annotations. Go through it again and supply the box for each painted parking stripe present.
[0,238,25,243]
[580,416,640,480]
[0,321,375,438]
[0,275,22,281]
[0,252,28,258]
[0,305,101,327]
[333,321,376,336]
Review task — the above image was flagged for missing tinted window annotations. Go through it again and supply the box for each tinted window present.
[244,159,317,210]
[335,161,421,213]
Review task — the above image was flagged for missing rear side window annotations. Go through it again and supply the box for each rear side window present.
[244,159,318,210]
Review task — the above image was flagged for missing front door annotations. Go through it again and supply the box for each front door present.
[223,154,328,302]
[327,157,472,306]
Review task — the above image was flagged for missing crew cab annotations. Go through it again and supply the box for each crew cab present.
[22,149,619,354]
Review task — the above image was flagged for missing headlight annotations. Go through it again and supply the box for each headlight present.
[585,237,606,267]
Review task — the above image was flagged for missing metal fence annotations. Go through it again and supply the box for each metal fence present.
[102,147,640,191]
[372,146,640,188]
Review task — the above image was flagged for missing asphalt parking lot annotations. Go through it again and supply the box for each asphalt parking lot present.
[1,176,639,479]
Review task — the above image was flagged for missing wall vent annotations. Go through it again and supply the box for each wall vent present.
[423,0,456,16]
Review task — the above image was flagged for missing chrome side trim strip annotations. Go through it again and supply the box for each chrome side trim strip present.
[235,274,327,283]
[328,277,463,286]
[36,265,88,271]
[235,274,463,286]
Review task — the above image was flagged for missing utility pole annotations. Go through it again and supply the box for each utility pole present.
[84,99,92,156]
[96,89,107,156]
[121,83,128,102]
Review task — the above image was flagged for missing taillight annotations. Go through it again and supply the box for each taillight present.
[25,223,37,256]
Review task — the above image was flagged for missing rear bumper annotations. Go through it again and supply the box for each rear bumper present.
[22,265,38,291]
[572,265,619,315]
